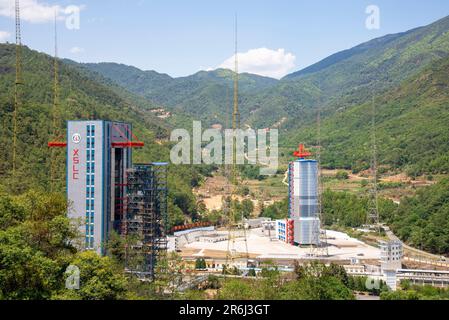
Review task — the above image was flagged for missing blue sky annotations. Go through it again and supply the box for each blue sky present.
[1,0,449,78]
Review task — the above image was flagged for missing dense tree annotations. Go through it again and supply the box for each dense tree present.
[217,262,355,300]
[0,191,76,299]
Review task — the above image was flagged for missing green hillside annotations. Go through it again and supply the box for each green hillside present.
[286,55,449,175]
[81,15,449,135]
[274,15,449,128]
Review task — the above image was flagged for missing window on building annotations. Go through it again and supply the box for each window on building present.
[91,125,95,136]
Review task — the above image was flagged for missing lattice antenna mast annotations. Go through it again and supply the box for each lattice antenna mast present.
[367,95,380,233]
[310,103,329,257]
[12,0,23,176]
[226,14,249,267]
[50,11,60,191]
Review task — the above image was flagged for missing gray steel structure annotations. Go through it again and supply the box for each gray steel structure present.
[123,163,168,279]
[288,159,320,245]
[67,120,132,255]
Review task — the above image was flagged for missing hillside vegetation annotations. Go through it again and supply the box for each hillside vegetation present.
[387,179,449,254]
[82,16,449,177]
[80,63,278,125]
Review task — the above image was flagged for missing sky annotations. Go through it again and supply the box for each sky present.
[1,0,449,79]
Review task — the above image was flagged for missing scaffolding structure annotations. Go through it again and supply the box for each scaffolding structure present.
[122,163,168,280]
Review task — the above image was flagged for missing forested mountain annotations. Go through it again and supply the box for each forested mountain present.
[75,15,449,176]
[387,179,449,254]
[0,43,206,227]
[269,14,449,128]
[82,15,449,132]
[286,54,449,175]
[79,63,278,124]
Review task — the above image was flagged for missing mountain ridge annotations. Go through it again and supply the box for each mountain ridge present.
[78,15,449,131]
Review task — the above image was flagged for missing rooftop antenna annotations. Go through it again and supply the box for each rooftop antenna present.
[12,0,23,177]
[226,13,249,269]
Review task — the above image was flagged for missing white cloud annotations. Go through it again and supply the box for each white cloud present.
[70,46,84,54]
[0,0,84,23]
[218,47,296,79]
[0,30,10,42]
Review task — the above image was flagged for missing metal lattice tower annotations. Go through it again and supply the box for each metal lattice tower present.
[12,0,23,176]
[225,14,249,268]
[123,164,168,280]
[310,104,329,257]
[50,12,62,191]
[367,95,380,233]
